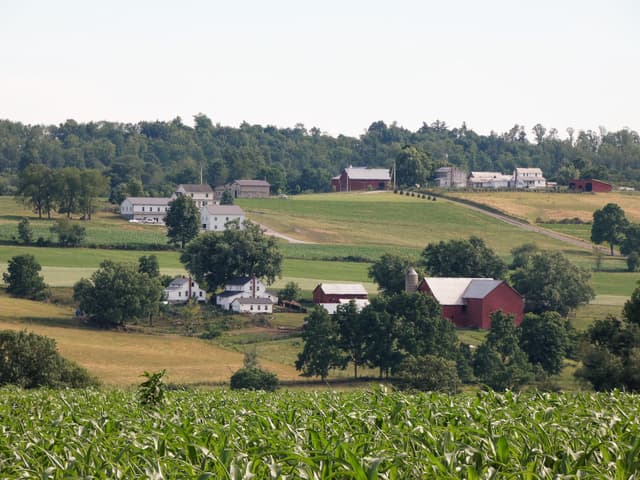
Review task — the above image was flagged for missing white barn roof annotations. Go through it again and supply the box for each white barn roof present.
[317,283,368,295]
[422,278,501,305]
[202,205,245,215]
[344,167,391,181]
[123,197,170,206]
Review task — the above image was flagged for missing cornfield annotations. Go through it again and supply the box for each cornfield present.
[1,387,639,478]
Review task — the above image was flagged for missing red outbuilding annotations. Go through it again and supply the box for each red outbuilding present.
[416,277,524,329]
[568,179,612,193]
[331,166,391,192]
[313,283,369,304]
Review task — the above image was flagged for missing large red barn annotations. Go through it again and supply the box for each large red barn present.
[331,167,391,192]
[568,179,612,193]
[416,277,524,329]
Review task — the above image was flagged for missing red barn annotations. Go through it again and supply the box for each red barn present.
[568,179,612,193]
[331,167,391,192]
[417,278,524,329]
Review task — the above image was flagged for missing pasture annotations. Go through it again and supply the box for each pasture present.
[445,190,640,223]
[1,388,638,478]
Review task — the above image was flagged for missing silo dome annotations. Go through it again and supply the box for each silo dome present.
[405,267,419,293]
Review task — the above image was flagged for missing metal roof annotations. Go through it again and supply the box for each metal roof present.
[316,283,368,295]
[233,297,273,305]
[177,184,214,193]
[344,167,391,181]
[234,179,271,187]
[122,197,170,206]
[462,279,503,299]
[202,205,245,215]
[422,278,501,305]
[226,277,253,286]
[514,168,543,175]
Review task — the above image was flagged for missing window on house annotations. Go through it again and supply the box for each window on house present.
[226,217,229,221]
[202,224,206,229]
[214,225,218,230]
[178,292,181,297]
[199,291,203,297]
[250,305,254,311]
[142,207,145,212]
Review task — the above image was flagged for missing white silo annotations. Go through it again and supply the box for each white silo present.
[405,267,418,293]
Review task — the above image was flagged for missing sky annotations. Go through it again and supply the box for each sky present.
[1,0,638,138]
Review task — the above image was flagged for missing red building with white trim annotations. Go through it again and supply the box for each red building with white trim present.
[331,167,391,192]
[416,277,524,329]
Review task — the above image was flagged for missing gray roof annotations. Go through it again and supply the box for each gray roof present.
[226,277,253,286]
[344,167,391,181]
[122,197,170,206]
[462,279,503,299]
[177,184,214,193]
[421,277,503,305]
[202,205,245,215]
[234,179,271,187]
[233,297,273,305]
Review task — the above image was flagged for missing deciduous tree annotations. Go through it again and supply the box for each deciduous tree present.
[181,221,282,292]
[421,236,506,279]
[591,203,628,255]
[2,254,48,300]
[165,195,200,248]
[295,307,344,380]
[518,311,568,374]
[510,251,594,316]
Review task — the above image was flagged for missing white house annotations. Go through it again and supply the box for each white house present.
[216,276,278,310]
[468,172,512,189]
[163,276,207,304]
[201,205,245,231]
[172,184,215,207]
[231,297,273,314]
[120,197,170,223]
[321,298,370,315]
[511,168,546,189]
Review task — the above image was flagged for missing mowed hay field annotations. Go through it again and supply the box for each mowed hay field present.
[0,294,299,386]
[445,190,640,223]
[238,192,579,256]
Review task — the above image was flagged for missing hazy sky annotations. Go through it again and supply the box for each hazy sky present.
[1,0,638,137]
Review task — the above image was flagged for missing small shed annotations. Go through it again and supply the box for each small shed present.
[568,179,612,193]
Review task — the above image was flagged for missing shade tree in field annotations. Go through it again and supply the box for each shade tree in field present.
[473,311,534,391]
[165,195,200,248]
[295,307,345,380]
[278,281,301,302]
[510,251,594,317]
[421,236,506,279]
[394,145,432,188]
[591,203,628,255]
[73,259,163,327]
[367,252,419,295]
[2,254,48,300]
[518,311,569,375]
[50,218,86,247]
[181,220,283,293]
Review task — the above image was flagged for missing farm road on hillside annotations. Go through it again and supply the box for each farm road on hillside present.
[440,196,606,253]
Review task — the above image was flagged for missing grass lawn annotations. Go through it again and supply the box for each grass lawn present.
[444,190,640,223]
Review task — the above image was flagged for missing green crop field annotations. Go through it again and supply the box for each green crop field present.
[1,388,638,478]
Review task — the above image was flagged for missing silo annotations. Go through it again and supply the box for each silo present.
[405,267,418,293]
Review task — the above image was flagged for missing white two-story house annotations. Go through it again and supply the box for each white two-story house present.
[511,168,546,189]
[163,276,207,303]
[201,205,245,231]
[120,197,170,223]
[172,184,216,207]
[216,276,278,312]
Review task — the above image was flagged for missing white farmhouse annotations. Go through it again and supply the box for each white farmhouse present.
[511,168,546,189]
[120,197,170,223]
[163,276,207,303]
[172,184,215,207]
[231,297,273,314]
[468,172,512,189]
[216,276,278,312]
[201,205,245,231]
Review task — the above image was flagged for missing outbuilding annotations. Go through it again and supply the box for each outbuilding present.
[568,179,612,193]
[331,167,391,192]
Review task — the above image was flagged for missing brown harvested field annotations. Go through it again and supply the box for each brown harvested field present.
[0,295,299,386]
[446,191,640,223]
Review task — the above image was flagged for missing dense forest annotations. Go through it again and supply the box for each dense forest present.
[1,116,639,198]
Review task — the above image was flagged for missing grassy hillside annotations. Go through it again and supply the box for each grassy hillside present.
[445,190,640,223]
